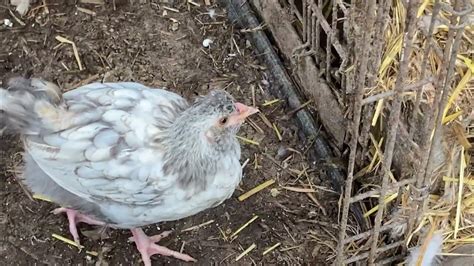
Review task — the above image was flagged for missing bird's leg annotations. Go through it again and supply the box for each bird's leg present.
[130,228,196,265]
[52,207,105,245]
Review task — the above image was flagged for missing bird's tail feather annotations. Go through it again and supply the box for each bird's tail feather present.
[0,77,66,135]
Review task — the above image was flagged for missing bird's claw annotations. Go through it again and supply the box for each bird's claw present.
[52,207,105,246]
[131,228,196,265]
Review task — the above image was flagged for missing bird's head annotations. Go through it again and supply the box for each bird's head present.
[188,90,259,145]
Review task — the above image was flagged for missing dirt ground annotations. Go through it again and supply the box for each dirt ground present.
[0,1,341,265]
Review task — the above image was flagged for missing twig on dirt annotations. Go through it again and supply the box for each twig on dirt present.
[32,194,52,202]
[247,118,264,134]
[179,241,186,253]
[262,99,280,106]
[251,84,256,107]
[187,0,200,7]
[181,220,215,232]
[238,179,275,201]
[241,158,250,170]
[230,215,259,239]
[163,6,180,13]
[272,123,283,141]
[240,23,266,33]
[253,153,259,169]
[306,192,327,216]
[8,9,26,26]
[235,243,256,261]
[232,37,242,56]
[76,6,96,16]
[262,242,281,255]
[283,224,297,243]
[55,36,83,70]
[236,135,259,146]
[282,186,315,193]
[51,233,98,256]
[282,100,312,120]
[280,245,302,252]
[80,0,104,4]
[257,113,273,129]
[131,48,141,68]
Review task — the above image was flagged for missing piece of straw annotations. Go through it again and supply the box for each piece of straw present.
[272,123,282,141]
[51,234,98,256]
[262,242,281,255]
[230,215,258,239]
[443,176,474,186]
[363,192,398,218]
[181,220,214,232]
[55,36,83,70]
[238,179,275,201]
[163,6,180,13]
[282,186,316,193]
[235,243,256,261]
[33,194,52,202]
[236,135,259,146]
[454,147,466,239]
[262,99,280,106]
[371,99,384,126]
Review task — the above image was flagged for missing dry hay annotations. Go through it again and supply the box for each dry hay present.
[358,0,473,262]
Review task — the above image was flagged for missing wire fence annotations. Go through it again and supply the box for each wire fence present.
[253,0,472,264]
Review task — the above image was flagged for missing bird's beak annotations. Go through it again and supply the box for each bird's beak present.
[228,102,259,126]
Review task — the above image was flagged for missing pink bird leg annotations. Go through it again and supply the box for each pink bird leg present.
[52,207,105,245]
[130,228,196,265]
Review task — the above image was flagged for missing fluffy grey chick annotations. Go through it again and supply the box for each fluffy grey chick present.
[0,77,258,265]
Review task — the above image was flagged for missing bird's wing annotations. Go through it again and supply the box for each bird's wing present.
[25,82,188,206]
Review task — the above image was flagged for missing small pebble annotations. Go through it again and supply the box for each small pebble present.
[276,145,290,160]
[202,38,213,48]
[3,19,13,27]
[270,188,280,197]
[207,9,216,19]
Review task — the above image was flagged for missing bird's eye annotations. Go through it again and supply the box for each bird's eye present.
[219,117,228,125]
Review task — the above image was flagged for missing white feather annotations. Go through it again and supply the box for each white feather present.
[408,231,443,266]
[10,0,30,16]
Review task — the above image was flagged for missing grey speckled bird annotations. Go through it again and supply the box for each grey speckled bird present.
[0,77,258,265]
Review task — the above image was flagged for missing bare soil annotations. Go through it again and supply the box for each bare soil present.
[0,1,340,265]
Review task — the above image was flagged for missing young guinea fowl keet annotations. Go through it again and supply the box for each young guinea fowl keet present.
[0,77,258,265]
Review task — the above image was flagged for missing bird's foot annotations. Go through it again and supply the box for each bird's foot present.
[52,207,105,245]
[130,228,196,265]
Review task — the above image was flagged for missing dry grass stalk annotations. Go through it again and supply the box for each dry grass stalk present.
[235,243,256,261]
[181,220,215,232]
[236,135,259,146]
[262,242,281,255]
[163,6,180,13]
[80,0,104,4]
[76,6,96,16]
[230,215,258,239]
[55,36,83,70]
[238,179,275,201]
[32,194,52,202]
[51,234,98,256]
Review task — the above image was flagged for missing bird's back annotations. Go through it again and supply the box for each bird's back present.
[2,79,193,224]
[2,79,242,228]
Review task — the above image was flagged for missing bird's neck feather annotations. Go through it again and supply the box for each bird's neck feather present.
[159,114,222,193]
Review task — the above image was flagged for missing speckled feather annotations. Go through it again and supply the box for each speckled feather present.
[1,77,243,228]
